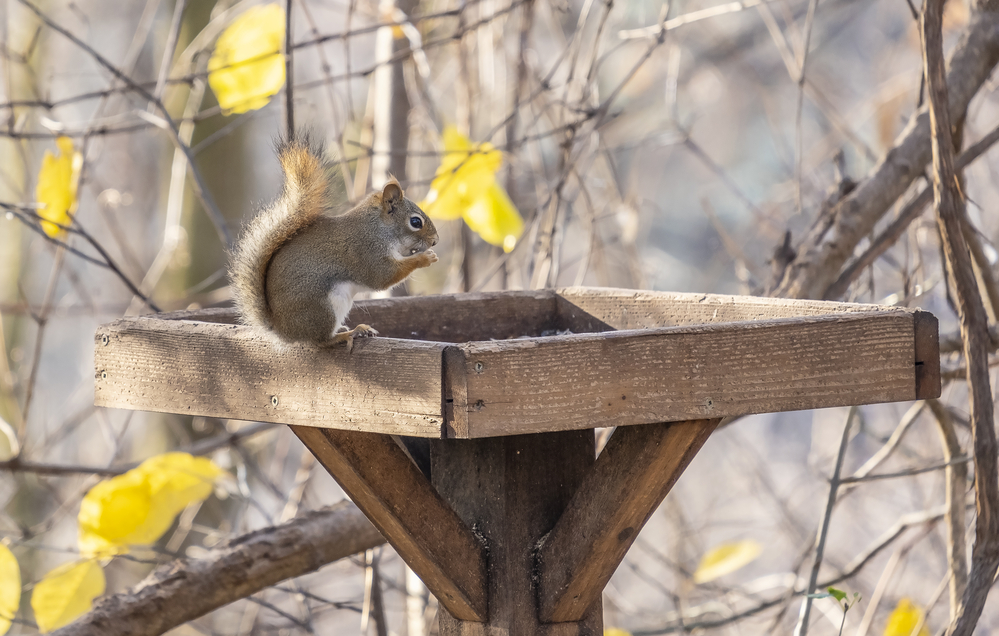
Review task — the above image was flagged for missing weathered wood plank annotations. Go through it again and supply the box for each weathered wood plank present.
[95,317,447,437]
[555,287,912,331]
[152,289,556,341]
[453,311,924,438]
[292,426,488,621]
[351,290,557,342]
[97,290,938,438]
[538,419,720,622]
[442,346,470,438]
[432,431,602,635]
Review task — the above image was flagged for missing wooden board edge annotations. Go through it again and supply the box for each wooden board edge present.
[914,310,941,399]
[156,307,240,322]
[355,288,558,310]
[459,311,920,438]
[442,347,470,438]
[458,309,911,354]
[94,320,450,437]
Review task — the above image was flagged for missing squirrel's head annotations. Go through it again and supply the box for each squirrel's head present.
[379,179,439,255]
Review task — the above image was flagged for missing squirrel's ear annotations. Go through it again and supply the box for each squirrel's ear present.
[382,179,403,210]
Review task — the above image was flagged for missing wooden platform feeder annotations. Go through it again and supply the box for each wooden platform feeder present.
[94,288,941,635]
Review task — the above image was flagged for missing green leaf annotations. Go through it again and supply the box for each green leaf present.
[827,587,847,602]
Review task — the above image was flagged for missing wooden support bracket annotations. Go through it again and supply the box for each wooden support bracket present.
[538,419,721,622]
[291,426,487,621]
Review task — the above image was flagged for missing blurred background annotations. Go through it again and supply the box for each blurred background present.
[0,0,997,633]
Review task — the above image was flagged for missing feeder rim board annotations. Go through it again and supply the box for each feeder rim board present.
[93,287,940,439]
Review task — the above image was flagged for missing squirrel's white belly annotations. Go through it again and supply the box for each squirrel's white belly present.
[326,282,371,337]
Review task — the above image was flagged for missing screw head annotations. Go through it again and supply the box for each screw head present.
[100,370,107,380]
[101,334,110,346]
[474,362,484,373]
[271,395,279,407]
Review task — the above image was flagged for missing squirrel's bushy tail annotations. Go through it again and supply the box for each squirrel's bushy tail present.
[229,135,342,330]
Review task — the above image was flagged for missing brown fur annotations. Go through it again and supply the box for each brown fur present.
[229,137,438,346]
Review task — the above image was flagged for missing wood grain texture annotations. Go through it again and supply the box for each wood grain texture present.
[555,287,909,331]
[538,420,720,622]
[914,310,942,399]
[442,346,470,438]
[95,317,446,437]
[293,427,487,621]
[453,311,924,438]
[432,431,602,636]
[350,289,558,342]
[97,289,938,439]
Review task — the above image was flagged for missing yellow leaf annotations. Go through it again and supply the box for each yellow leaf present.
[463,182,524,252]
[78,453,222,557]
[208,4,286,114]
[693,539,762,584]
[132,452,222,536]
[78,469,149,557]
[883,598,930,636]
[31,559,104,633]
[35,136,81,237]
[422,126,503,219]
[421,126,523,249]
[605,629,633,636]
[0,544,20,635]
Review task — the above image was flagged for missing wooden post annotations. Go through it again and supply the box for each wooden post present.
[431,430,603,635]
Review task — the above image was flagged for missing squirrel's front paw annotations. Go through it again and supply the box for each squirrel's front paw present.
[426,249,439,264]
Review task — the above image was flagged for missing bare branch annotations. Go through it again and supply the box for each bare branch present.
[927,399,970,619]
[774,4,999,300]
[16,0,232,246]
[826,121,999,300]
[794,406,854,636]
[50,503,386,636]
[922,2,999,634]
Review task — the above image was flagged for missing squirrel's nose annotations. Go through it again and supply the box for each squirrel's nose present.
[431,236,438,247]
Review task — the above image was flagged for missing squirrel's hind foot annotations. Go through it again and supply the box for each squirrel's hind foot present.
[325,324,379,353]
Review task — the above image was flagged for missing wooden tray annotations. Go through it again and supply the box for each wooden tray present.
[94,287,940,439]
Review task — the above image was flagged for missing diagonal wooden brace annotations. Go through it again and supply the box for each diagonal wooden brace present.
[538,418,721,623]
[292,426,487,621]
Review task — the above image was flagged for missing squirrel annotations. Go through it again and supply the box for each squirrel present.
[229,136,439,349]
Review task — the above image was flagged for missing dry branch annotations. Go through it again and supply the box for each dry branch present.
[927,398,969,619]
[922,1,999,634]
[774,1,999,300]
[50,503,386,636]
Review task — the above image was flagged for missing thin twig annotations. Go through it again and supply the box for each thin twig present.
[838,456,970,483]
[16,0,232,246]
[153,0,187,99]
[2,206,161,312]
[794,406,855,636]
[634,506,948,635]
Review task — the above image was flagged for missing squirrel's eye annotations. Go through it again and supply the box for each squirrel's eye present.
[409,216,423,230]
